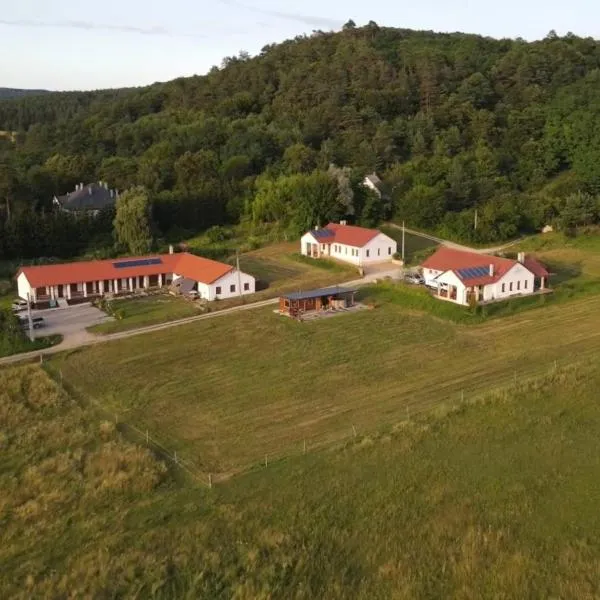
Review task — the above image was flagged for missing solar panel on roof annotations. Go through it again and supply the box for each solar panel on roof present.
[113,257,163,269]
[312,228,334,239]
[457,265,489,279]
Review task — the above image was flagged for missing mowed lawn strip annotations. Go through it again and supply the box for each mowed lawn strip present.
[52,287,600,477]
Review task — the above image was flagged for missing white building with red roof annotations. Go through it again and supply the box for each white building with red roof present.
[421,247,549,306]
[301,221,397,267]
[16,251,255,306]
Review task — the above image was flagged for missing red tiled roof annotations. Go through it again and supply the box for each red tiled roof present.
[17,253,233,288]
[523,256,549,278]
[308,223,382,248]
[421,247,547,285]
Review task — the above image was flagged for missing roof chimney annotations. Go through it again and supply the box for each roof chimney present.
[169,244,174,255]
[489,263,494,277]
[517,252,525,264]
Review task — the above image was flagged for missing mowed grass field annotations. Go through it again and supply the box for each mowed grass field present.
[52,273,600,479]
[236,241,356,295]
[5,359,600,597]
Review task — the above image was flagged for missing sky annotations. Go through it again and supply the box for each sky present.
[1,0,598,91]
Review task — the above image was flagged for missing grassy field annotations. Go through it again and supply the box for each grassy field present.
[51,270,600,480]
[88,294,203,334]
[4,360,600,597]
[236,242,356,293]
[87,243,355,334]
[380,225,438,262]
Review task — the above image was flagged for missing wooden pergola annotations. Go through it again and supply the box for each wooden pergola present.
[279,286,357,318]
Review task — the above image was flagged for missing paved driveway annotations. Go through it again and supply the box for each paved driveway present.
[31,303,113,348]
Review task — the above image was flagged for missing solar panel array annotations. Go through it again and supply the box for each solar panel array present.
[457,265,490,280]
[113,257,163,269]
[312,228,334,239]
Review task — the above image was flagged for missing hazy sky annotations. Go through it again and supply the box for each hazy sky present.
[1,0,597,91]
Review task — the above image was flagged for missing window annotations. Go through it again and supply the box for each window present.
[509,282,513,292]
[244,282,250,291]
[345,247,348,255]
[388,247,392,255]
[216,286,222,295]
[366,250,370,258]
[517,281,521,291]
[378,248,381,256]
[524,280,528,289]
[502,283,506,293]
[230,284,236,293]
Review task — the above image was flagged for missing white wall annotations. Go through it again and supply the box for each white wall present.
[17,272,33,300]
[487,264,535,302]
[329,242,361,265]
[435,271,467,305]
[300,232,318,257]
[363,177,382,198]
[423,268,443,288]
[360,233,397,265]
[203,269,256,301]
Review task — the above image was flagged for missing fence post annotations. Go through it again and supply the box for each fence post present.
[303,439,306,455]
[174,451,178,465]
[264,455,268,467]
[208,474,212,489]
[146,429,149,445]
[352,425,357,438]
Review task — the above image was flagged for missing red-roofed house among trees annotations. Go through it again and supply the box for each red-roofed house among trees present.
[421,247,549,306]
[16,251,256,307]
[301,222,397,267]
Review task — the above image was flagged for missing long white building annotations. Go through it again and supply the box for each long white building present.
[16,252,255,306]
[301,222,397,267]
[421,247,549,306]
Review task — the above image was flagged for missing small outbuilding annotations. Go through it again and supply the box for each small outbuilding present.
[279,286,357,318]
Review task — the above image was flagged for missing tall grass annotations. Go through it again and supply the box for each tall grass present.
[3,361,600,598]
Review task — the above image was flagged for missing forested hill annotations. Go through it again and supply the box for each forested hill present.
[1,24,600,260]
[0,88,49,99]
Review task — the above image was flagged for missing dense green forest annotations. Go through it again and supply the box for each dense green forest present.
[1,24,600,260]
[0,88,49,100]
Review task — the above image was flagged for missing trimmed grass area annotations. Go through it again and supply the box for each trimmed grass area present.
[380,225,438,263]
[51,285,600,479]
[4,359,600,597]
[236,242,356,295]
[88,294,202,335]
[88,243,356,334]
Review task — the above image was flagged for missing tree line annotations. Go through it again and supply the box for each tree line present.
[1,24,600,260]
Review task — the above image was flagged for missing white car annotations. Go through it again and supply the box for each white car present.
[11,299,29,312]
[404,272,424,285]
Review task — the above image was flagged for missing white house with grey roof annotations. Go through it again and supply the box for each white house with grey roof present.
[363,173,383,198]
[53,182,118,216]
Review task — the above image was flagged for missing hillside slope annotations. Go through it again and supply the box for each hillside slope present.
[0,87,49,99]
[1,25,600,260]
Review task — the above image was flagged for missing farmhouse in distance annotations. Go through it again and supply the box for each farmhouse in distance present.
[16,251,255,307]
[53,182,118,216]
[301,222,397,267]
[422,247,549,306]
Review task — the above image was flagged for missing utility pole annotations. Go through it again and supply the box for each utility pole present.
[236,249,243,303]
[402,221,406,262]
[26,293,34,342]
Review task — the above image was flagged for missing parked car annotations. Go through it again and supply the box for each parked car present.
[404,272,424,285]
[11,299,28,312]
[19,316,44,330]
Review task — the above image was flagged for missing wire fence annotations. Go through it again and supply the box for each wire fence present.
[40,354,591,490]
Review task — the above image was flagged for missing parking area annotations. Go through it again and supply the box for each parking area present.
[30,303,113,348]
